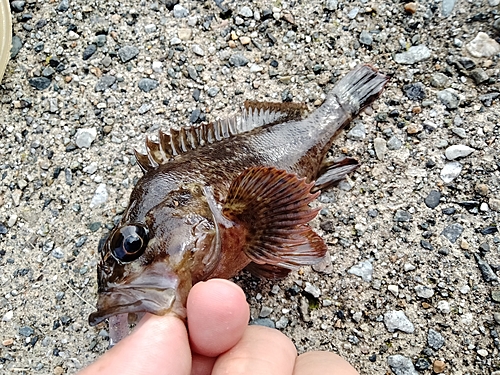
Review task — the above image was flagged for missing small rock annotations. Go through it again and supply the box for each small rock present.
[407,123,423,134]
[95,75,116,92]
[29,77,51,90]
[475,183,489,196]
[118,45,139,63]
[404,82,426,100]
[359,31,373,46]
[394,45,431,65]
[394,210,412,222]
[373,138,387,161]
[347,122,366,140]
[441,223,463,243]
[414,358,430,371]
[207,87,219,97]
[192,44,204,56]
[387,136,402,150]
[90,184,108,208]
[459,285,470,294]
[238,6,253,18]
[475,254,498,282]
[404,2,417,14]
[138,78,159,92]
[75,128,97,148]
[178,29,192,41]
[10,35,23,58]
[477,349,488,357]
[440,162,462,183]
[82,44,97,60]
[442,0,457,16]
[430,73,449,88]
[229,53,249,67]
[51,247,64,259]
[347,7,359,19]
[348,260,373,282]
[445,145,474,160]
[259,306,273,318]
[11,0,25,12]
[433,360,445,373]
[144,24,156,33]
[173,4,189,18]
[437,89,460,109]
[489,198,500,212]
[470,68,489,85]
[388,284,399,296]
[56,0,69,11]
[424,190,441,209]
[494,312,500,324]
[2,310,13,322]
[304,282,321,298]
[19,326,34,337]
[404,263,416,272]
[325,0,338,11]
[451,127,467,138]
[428,329,445,350]
[387,354,418,375]
[275,316,289,329]
[466,32,500,58]
[415,285,434,298]
[437,300,450,314]
[384,310,414,333]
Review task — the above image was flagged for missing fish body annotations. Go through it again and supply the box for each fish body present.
[89,65,388,335]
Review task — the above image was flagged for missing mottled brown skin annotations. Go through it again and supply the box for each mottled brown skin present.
[89,65,388,326]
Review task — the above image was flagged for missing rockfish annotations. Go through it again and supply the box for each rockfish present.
[89,65,388,343]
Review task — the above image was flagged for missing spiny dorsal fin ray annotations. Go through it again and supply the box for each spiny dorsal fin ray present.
[134,102,307,174]
[222,166,327,270]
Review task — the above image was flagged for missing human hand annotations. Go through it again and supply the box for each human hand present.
[79,279,359,375]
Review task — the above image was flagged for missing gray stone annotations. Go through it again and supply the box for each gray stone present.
[445,145,474,160]
[19,326,34,337]
[118,45,139,63]
[56,0,69,11]
[173,4,189,18]
[424,190,441,209]
[394,45,431,65]
[275,316,289,329]
[138,103,152,115]
[259,306,273,318]
[144,24,157,33]
[82,44,97,60]
[10,35,23,59]
[347,122,366,140]
[229,53,249,67]
[347,7,359,19]
[442,0,457,16]
[404,82,426,101]
[325,0,338,11]
[29,77,51,90]
[387,136,402,150]
[475,254,498,282]
[451,127,467,138]
[95,35,107,47]
[373,137,387,161]
[138,78,159,92]
[304,282,321,298]
[359,31,373,46]
[470,68,489,85]
[192,44,205,56]
[249,318,275,329]
[90,184,108,208]
[348,260,373,282]
[441,223,464,243]
[440,162,462,183]
[11,1,25,12]
[414,285,434,299]
[437,89,460,109]
[430,73,449,88]
[394,210,412,222]
[238,6,253,18]
[42,66,55,77]
[466,32,500,58]
[489,198,500,212]
[428,329,445,350]
[51,247,64,259]
[207,87,219,97]
[479,92,500,107]
[75,128,97,148]
[95,75,116,92]
[384,310,415,333]
[387,355,418,375]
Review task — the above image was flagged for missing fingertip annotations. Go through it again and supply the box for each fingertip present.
[294,351,359,375]
[187,279,249,357]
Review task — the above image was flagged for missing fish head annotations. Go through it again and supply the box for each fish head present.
[88,183,221,326]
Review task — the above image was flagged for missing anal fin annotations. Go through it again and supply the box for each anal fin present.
[245,262,291,280]
[313,157,360,192]
[223,167,327,272]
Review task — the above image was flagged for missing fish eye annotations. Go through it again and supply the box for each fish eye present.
[110,224,149,263]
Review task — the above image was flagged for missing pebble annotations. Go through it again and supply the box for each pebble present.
[459,285,470,294]
[442,0,457,16]
[437,300,450,314]
[238,6,253,18]
[192,44,204,56]
[240,36,251,45]
[82,44,97,60]
[75,128,97,148]
[470,68,489,85]
[387,136,402,150]
[347,7,359,19]
[325,0,338,11]
[95,75,116,92]
[29,77,51,90]
[207,87,219,97]
[474,254,498,282]
[424,190,441,209]
[19,326,34,337]
[404,2,417,14]
[451,127,467,138]
[394,210,412,222]
[178,29,192,41]
[118,45,139,63]
[475,183,488,196]
[489,198,500,212]
[388,284,399,296]
[387,354,418,375]
[11,1,25,12]
[477,349,488,357]
[10,36,23,59]
[440,162,462,184]
[173,4,189,18]
[249,318,275,329]
[304,282,321,298]
[415,285,434,299]
[359,31,373,46]
[407,124,422,134]
[2,310,13,322]
[138,78,159,92]
[56,0,69,11]
[445,145,474,160]
[384,310,414,333]
[54,367,64,375]
[51,247,64,259]
[404,263,416,272]
[347,122,366,140]
[275,316,289,329]
[347,260,373,282]
[259,306,273,318]
[8,214,18,227]
[414,358,430,371]
[394,45,431,64]
[433,360,446,373]
[373,138,386,161]
[404,82,426,100]
[428,329,445,350]
[441,223,463,243]
[466,32,500,58]
[229,54,249,67]
[437,89,460,109]
[430,73,449,88]
[494,313,500,324]
[90,184,108,208]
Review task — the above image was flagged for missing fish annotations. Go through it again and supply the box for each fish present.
[88,65,388,343]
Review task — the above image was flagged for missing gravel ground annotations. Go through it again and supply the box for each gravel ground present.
[1,0,500,374]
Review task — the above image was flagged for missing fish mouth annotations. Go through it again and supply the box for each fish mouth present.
[88,285,177,326]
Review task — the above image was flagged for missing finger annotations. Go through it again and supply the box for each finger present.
[191,353,216,375]
[293,351,359,375]
[187,279,249,357]
[78,314,190,375]
[212,325,297,375]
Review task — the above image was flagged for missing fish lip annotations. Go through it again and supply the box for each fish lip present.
[88,285,177,326]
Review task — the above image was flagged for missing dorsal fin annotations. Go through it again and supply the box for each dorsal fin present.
[134,101,308,174]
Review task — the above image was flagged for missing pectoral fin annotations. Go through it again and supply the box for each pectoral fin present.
[313,157,360,192]
[223,167,327,271]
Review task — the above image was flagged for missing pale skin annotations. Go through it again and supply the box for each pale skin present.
[79,279,360,375]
